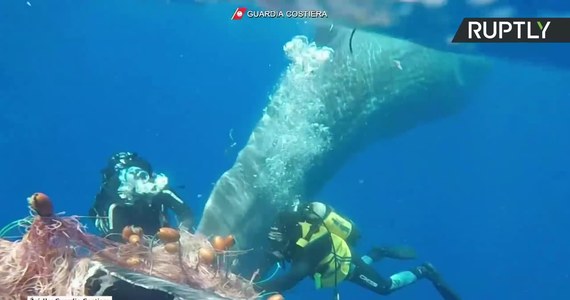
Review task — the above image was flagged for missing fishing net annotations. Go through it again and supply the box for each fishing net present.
[0,193,271,300]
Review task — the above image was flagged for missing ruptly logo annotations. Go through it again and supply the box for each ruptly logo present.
[231,7,247,20]
[452,18,570,43]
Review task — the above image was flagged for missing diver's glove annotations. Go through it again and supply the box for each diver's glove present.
[93,212,111,235]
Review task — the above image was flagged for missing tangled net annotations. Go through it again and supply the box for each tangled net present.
[0,193,279,299]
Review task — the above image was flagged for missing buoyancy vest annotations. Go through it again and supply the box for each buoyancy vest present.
[295,222,352,289]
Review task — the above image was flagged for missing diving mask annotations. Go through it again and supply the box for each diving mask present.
[117,167,169,203]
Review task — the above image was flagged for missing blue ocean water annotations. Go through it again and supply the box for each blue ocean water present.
[1,1,569,300]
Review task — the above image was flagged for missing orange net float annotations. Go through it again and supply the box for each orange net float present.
[198,247,216,264]
[225,235,236,248]
[27,192,53,217]
[128,234,141,244]
[164,242,179,254]
[122,225,133,241]
[157,227,180,243]
[211,235,236,251]
[212,235,226,251]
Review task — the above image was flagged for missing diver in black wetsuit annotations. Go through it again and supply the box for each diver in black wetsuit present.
[254,202,461,300]
[89,152,194,241]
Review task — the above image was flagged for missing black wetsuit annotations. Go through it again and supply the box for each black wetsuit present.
[89,181,194,241]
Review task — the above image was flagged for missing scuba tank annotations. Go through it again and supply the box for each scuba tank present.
[302,202,359,244]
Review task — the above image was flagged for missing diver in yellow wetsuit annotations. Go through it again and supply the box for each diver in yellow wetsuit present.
[254,201,461,300]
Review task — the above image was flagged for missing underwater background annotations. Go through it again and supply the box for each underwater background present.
[1,1,569,299]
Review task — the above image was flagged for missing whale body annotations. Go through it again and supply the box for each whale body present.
[198,26,491,263]
[251,0,570,69]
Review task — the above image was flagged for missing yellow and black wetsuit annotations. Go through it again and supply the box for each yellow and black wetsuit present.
[255,221,350,292]
[256,221,399,295]
[257,210,462,300]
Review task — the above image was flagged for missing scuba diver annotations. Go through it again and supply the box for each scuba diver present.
[254,201,461,300]
[89,152,194,241]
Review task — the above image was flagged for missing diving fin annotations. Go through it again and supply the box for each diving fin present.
[369,245,418,261]
[433,282,462,300]
[420,263,462,300]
